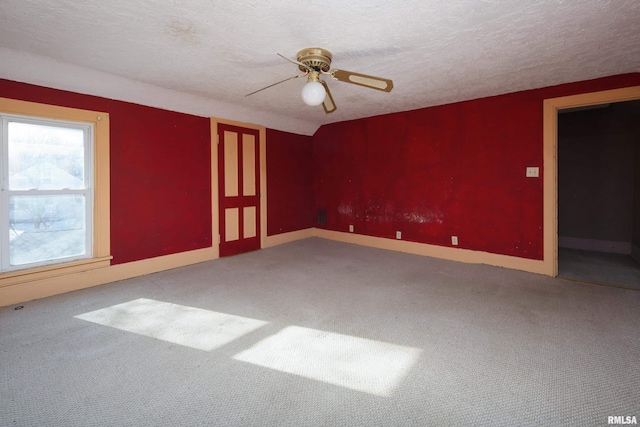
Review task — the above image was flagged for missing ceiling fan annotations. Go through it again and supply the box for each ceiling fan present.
[245,47,394,114]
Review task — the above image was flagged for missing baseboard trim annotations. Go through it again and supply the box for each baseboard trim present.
[266,228,549,275]
[264,229,317,248]
[1,226,553,307]
[0,247,217,307]
[313,229,547,275]
[558,236,631,254]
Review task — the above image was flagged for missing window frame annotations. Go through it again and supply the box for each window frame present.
[0,98,111,286]
[1,115,94,270]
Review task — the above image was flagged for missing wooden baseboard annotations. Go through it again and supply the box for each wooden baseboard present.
[266,228,550,275]
[263,229,317,248]
[2,226,555,307]
[558,236,631,254]
[0,247,217,307]
[313,229,548,275]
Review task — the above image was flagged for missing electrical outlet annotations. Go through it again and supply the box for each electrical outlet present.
[451,236,458,245]
[396,231,402,240]
[526,167,539,177]
[349,225,354,233]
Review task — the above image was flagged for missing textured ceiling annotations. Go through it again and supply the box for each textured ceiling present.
[1,0,639,135]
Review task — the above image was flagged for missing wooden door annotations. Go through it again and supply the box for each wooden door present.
[218,124,260,256]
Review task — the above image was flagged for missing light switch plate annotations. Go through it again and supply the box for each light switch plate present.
[526,167,539,177]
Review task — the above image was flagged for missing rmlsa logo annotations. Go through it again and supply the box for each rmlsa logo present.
[608,416,638,425]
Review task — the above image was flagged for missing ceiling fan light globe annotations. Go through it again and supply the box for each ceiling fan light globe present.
[301,81,326,106]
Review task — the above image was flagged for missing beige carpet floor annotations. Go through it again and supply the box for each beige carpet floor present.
[1,238,639,426]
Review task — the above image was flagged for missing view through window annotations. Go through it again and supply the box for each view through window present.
[1,115,93,270]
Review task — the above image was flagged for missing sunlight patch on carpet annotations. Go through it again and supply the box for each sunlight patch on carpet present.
[232,325,422,396]
[74,298,268,351]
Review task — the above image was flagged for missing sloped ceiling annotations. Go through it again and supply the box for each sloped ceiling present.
[1,0,639,135]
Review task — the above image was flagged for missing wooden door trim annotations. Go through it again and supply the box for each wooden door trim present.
[542,85,640,276]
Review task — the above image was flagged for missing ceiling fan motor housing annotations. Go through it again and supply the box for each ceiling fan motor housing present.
[297,48,332,72]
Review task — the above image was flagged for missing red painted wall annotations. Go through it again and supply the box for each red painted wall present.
[3,73,639,265]
[0,79,212,264]
[313,74,640,260]
[266,129,314,235]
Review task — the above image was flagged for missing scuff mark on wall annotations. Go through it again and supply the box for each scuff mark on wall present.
[338,203,354,216]
[401,210,444,225]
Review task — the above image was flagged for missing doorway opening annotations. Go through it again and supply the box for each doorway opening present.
[557,100,640,290]
[542,85,640,282]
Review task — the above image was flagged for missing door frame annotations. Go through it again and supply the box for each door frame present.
[210,118,267,258]
[542,85,640,276]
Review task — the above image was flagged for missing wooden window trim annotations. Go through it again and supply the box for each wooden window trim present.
[0,97,111,288]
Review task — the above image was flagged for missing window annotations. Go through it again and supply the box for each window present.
[1,116,93,270]
[0,98,110,283]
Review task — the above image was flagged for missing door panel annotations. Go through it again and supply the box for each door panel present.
[224,131,239,197]
[219,124,260,256]
[225,208,240,242]
[242,134,256,196]
[243,206,257,238]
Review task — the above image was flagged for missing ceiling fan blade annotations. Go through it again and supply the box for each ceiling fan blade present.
[245,74,302,97]
[277,53,313,72]
[320,80,337,114]
[330,69,393,92]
